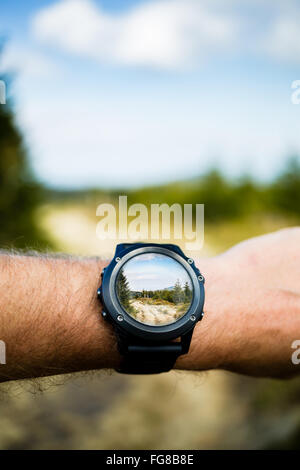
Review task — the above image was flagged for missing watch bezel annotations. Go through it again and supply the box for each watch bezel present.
[100,244,205,342]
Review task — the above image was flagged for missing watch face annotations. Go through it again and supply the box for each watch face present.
[116,253,193,326]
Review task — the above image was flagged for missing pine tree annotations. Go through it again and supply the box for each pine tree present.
[184,281,192,303]
[172,279,184,304]
[117,269,131,310]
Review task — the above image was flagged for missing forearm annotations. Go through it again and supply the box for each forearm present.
[0,229,299,383]
[0,253,119,382]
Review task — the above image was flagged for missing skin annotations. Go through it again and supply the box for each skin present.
[0,227,299,383]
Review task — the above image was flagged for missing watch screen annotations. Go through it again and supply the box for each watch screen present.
[116,253,193,326]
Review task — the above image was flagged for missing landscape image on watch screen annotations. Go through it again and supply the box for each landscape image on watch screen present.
[116,253,193,326]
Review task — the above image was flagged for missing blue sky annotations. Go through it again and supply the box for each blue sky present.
[121,253,192,291]
[1,0,300,189]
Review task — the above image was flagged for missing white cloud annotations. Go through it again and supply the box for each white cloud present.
[0,43,61,80]
[31,0,238,69]
[263,14,300,63]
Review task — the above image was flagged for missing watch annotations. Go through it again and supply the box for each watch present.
[97,243,205,374]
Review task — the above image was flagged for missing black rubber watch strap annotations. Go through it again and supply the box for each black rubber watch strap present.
[116,340,182,375]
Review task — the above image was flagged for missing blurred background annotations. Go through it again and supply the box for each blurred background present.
[1,0,300,450]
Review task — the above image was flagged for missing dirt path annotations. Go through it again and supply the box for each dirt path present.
[130,300,179,325]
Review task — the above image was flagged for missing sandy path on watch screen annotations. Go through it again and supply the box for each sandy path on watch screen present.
[130,300,179,325]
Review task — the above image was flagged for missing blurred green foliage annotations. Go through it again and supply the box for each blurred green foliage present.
[0,72,50,250]
[123,160,300,223]
[45,158,300,233]
[271,156,300,216]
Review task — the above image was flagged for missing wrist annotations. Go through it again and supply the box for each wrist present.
[61,254,228,375]
[175,256,227,371]
[66,258,120,372]
[63,255,229,375]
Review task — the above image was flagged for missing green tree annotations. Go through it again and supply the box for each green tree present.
[184,281,192,303]
[272,156,300,216]
[172,280,184,304]
[0,60,49,249]
[117,269,131,310]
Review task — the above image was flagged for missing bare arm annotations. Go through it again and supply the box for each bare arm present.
[0,227,300,383]
[0,254,119,382]
[180,227,300,377]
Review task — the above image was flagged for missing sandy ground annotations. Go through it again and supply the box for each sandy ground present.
[130,300,181,325]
